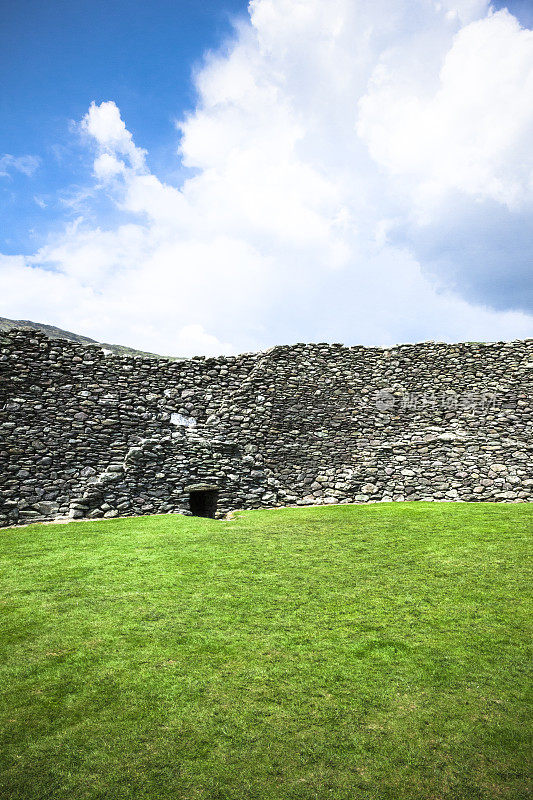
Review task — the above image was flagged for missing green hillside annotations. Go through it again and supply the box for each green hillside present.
[0,316,169,359]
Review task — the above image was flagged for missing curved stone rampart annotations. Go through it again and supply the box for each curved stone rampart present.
[1,329,531,525]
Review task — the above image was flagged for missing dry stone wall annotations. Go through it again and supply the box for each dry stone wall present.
[1,328,532,526]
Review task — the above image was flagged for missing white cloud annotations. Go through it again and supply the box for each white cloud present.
[93,153,126,180]
[357,9,533,210]
[0,154,40,177]
[81,100,147,172]
[438,0,490,25]
[0,0,532,356]
[175,324,234,356]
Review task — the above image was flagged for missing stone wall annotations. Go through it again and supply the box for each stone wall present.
[1,329,531,526]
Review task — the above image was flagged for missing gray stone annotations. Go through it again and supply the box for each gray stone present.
[1,329,531,526]
[33,501,58,515]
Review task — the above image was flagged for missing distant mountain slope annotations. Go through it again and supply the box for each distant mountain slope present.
[0,317,168,359]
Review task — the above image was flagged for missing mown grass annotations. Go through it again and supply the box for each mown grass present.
[0,503,531,799]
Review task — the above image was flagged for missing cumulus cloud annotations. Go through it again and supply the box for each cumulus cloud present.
[0,154,40,178]
[440,0,491,24]
[0,0,532,356]
[81,100,147,173]
[357,8,533,210]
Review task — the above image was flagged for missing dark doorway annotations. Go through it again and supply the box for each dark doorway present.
[189,488,219,518]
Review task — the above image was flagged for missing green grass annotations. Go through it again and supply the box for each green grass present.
[0,503,531,800]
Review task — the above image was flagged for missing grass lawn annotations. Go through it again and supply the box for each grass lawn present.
[0,503,531,800]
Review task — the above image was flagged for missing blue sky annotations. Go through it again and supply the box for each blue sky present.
[1,0,249,254]
[1,0,532,355]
